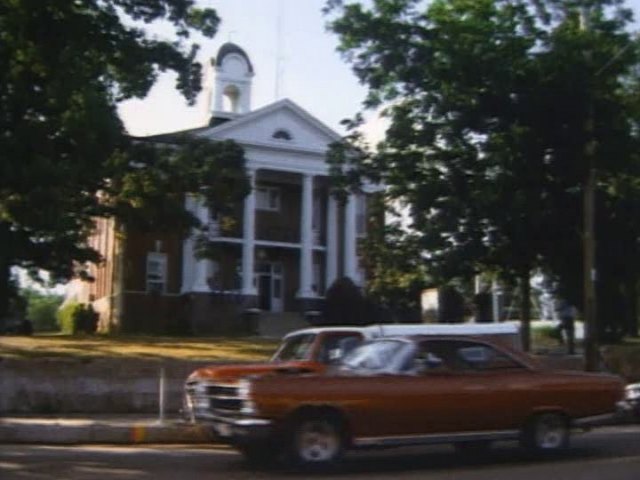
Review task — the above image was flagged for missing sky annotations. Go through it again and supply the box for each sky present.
[118,0,367,137]
[118,0,640,140]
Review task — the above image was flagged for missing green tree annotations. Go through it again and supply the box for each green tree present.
[325,0,640,348]
[22,289,63,332]
[358,194,428,319]
[0,1,249,319]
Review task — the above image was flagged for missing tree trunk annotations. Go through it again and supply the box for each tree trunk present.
[0,222,11,324]
[520,270,531,352]
[630,279,639,338]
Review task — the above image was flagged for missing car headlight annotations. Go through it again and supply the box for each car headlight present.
[237,379,252,399]
[237,379,258,415]
[626,385,640,400]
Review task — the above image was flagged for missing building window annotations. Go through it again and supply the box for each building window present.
[146,252,167,294]
[256,186,281,211]
[272,129,292,141]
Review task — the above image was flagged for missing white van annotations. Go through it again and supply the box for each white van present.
[272,322,522,365]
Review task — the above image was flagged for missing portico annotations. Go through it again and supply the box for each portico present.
[174,42,369,332]
[183,165,364,313]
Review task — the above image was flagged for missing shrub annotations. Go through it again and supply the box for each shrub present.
[437,286,466,323]
[472,292,493,323]
[57,302,78,334]
[56,302,98,334]
[323,277,367,325]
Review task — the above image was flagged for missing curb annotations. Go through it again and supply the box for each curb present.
[0,417,216,445]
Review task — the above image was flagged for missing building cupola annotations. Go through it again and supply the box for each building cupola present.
[210,42,254,120]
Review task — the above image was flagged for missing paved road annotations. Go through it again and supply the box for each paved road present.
[1,426,638,480]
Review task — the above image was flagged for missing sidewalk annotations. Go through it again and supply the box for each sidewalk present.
[0,414,217,445]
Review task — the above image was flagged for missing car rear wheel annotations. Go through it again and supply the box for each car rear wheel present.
[522,412,569,452]
[288,414,346,469]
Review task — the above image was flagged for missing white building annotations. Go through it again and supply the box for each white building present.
[76,43,369,334]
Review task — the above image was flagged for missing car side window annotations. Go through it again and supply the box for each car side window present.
[455,342,523,371]
[416,340,524,373]
[413,341,457,373]
[319,334,362,364]
[343,340,408,371]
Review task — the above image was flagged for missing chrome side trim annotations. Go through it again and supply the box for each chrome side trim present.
[573,412,617,428]
[353,429,520,448]
[193,411,272,427]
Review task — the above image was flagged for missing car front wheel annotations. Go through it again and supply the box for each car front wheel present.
[288,414,346,469]
[522,412,569,452]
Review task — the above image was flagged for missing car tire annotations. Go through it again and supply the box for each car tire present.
[287,414,346,469]
[522,412,570,453]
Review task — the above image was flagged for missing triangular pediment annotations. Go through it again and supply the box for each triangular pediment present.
[195,99,342,152]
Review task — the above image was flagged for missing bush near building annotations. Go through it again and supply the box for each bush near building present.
[56,302,98,335]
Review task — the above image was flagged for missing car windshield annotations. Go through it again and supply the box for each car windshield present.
[271,333,316,362]
[341,339,412,373]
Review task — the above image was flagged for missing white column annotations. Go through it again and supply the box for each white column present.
[181,194,196,293]
[241,169,257,296]
[192,198,211,292]
[344,193,359,285]
[325,193,339,289]
[298,173,315,298]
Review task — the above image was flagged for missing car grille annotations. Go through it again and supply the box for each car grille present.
[185,380,243,417]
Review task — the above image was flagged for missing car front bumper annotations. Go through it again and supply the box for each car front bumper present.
[209,415,274,442]
[183,393,274,442]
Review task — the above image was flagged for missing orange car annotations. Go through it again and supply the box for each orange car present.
[193,335,624,468]
[184,322,521,385]
[183,323,522,421]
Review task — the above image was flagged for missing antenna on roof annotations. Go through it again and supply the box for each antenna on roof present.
[274,0,284,100]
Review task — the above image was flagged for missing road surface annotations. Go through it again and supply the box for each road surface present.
[1,425,638,479]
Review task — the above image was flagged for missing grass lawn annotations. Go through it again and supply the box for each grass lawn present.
[0,334,280,361]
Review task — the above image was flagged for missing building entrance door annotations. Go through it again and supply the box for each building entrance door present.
[255,262,284,312]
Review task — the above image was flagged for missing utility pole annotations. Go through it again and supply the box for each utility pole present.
[580,5,599,372]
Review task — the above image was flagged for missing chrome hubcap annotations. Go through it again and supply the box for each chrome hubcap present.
[296,421,340,462]
[535,415,565,449]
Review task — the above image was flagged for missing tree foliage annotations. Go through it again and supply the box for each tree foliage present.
[22,289,63,332]
[326,0,640,343]
[0,1,249,318]
[359,193,429,317]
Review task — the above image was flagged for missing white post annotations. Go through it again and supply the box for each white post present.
[241,169,257,296]
[492,280,501,323]
[325,193,339,289]
[344,193,359,284]
[158,366,166,424]
[192,199,211,292]
[298,173,315,298]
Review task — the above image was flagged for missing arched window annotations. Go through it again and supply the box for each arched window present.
[272,129,292,141]
[223,84,240,113]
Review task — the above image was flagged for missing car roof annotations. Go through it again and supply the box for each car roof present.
[283,322,521,340]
